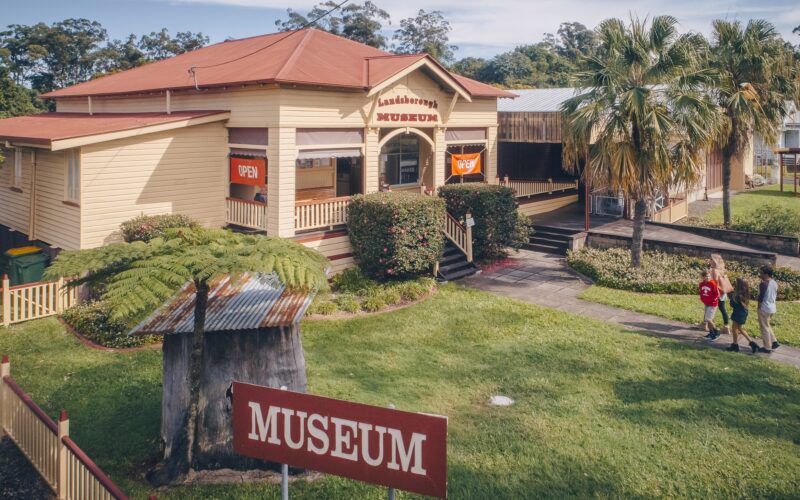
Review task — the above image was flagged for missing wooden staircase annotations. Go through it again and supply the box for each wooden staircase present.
[437,240,478,282]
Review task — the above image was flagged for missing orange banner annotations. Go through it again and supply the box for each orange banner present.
[230,156,266,186]
[451,153,482,176]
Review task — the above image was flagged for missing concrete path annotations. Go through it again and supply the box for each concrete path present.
[463,250,800,369]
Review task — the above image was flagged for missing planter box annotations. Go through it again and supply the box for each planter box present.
[649,222,800,256]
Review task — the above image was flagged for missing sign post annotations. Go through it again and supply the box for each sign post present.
[232,382,448,498]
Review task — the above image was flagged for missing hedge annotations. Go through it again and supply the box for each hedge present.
[120,213,198,242]
[438,184,532,261]
[567,247,800,300]
[347,192,446,279]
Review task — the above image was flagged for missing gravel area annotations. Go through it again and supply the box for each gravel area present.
[0,436,54,499]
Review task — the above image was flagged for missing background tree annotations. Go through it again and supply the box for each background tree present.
[138,28,209,60]
[393,9,457,64]
[0,23,49,84]
[45,227,329,484]
[479,51,534,87]
[708,20,799,226]
[450,56,488,80]
[275,1,391,49]
[95,34,146,74]
[562,16,719,267]
[0,65,43,118]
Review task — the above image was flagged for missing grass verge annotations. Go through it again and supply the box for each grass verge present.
[579,285,800,346]
[702,184,800,225]
[0,285,799,498]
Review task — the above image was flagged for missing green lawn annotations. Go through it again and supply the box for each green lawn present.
[579,285,800,347]
[702,184,800,225]
[1,285,800,498]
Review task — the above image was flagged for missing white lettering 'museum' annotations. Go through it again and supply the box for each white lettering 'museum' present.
[247,401,428,475]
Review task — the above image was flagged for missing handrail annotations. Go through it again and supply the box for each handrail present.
[501,177,580,199]
[294,195,351,207]
[3,375,58,433]
[443,212,473,263]
[226,197,269,232]
[295,197,351,232]
[63,436,128,500]
[224,196,267,207]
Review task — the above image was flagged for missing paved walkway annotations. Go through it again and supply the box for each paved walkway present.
[463,250,800,368]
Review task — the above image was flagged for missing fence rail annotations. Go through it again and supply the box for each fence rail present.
[295,196,351,232]
[226,197,268,232]
[0,357,127,499]
[650,197,688,224]
[2,276,77,327]
[443,212,473,262]
[501,177,579,198]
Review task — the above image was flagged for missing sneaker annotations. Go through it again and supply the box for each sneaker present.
[772,341,780,350]
[704,331,715,339]
[709,331,721,341]
[726,343,739,352]
[759,347,773,354]
[749,341,760,354]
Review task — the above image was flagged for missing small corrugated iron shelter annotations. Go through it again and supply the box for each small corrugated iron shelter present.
[132,272,314,470]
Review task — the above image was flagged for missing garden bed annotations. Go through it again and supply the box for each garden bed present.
[306,269,437,318]
[61,301,160,349]
[567,247,800,300]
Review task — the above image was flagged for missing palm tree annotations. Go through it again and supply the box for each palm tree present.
[562,16,719,267]
[45,227,329,483]
[708,20,798,226]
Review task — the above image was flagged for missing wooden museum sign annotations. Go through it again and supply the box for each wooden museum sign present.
[232,382,448,498]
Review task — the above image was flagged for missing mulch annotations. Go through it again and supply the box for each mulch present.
[0,436,54,499]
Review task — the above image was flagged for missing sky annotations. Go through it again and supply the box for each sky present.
[3,0,800,58]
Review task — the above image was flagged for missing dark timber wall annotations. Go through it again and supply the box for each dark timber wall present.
[498,142,571,180]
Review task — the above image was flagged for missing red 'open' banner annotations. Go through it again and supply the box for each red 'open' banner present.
[232,382,448,498]
[230,156,266,186]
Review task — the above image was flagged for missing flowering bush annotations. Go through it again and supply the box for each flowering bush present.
[438,184,532,261]
[120,213,198,242]
[347,192,445,279]
[567,247,800,300]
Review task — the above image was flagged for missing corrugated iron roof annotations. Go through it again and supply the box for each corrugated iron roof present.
[131,273,314,335]
[497,88,580,112]
[41,28,512,100]
[0,111,229,146]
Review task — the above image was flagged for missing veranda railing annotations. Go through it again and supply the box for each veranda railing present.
[226,197,268,231]
[2,276,77,327]
[501,177,579,198]
[295,196,351,232]
[0,356,127,499]
[443,212,473,263]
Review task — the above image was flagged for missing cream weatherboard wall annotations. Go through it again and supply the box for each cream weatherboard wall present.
[79,122,228,248]
[0,148,80,250]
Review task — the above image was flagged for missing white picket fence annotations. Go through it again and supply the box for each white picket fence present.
[0,357,127,499]
[2,276,77,327]
[226,197,268,231]
[295,196,351,232]
[501,177,579,198]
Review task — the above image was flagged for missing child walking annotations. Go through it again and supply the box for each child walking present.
[708,254,733,336]
[699,270,720,340]
[726,278,760,354]
[757,266,780,353]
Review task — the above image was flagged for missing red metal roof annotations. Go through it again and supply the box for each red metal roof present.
[41,28,513,99]
[0,111,228,145]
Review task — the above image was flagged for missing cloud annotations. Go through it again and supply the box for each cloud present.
[170,0,800,57]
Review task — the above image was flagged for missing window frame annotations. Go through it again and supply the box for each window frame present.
[12,148,23,189]
[65,149,80,204]
[380,135,421,187]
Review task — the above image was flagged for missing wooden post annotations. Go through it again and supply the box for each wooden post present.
[57,409,69,499]
[780,153,784,192]
[465,211,473,263]
[55,277,64,315]
[0,355,9,430]
[2,275,9,327]
[503,175,509,186]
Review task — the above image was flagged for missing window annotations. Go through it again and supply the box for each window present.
[65,150,80,203]
[13,149,22,188]
[380,135,420,186]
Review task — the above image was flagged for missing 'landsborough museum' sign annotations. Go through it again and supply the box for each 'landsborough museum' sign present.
[375,93,440,124]
[232,382,448,498]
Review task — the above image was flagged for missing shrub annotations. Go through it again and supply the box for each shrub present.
[438,184,532,261]
[332,268,379,295]
[362,295,386,312]
[395,279,434,300]
[347,192,445,279]
[120,213,198,242]
[374,287,402,306]
[308,297,338,315]
[62,301,158,348]
[567,247,800,300]
[731,205,800,238]
[335,295,361,313]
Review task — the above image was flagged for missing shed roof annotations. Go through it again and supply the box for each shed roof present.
[0,111,230,149]
[41,28,514,100]
[498,88,580,112]
[131,273,314,335]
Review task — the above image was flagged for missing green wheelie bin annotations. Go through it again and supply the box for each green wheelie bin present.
[4,246,49,286]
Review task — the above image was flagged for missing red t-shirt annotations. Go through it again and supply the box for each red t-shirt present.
[699,279,720,307]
